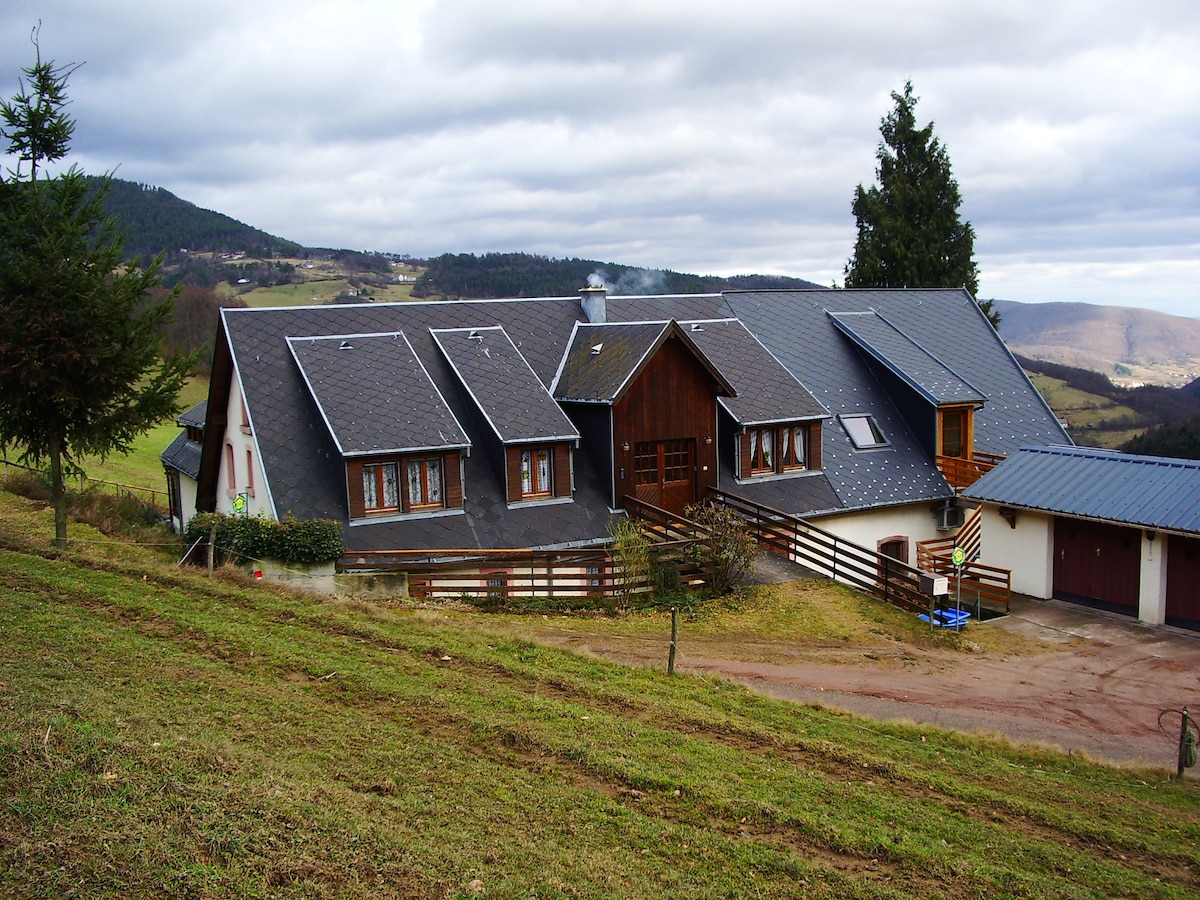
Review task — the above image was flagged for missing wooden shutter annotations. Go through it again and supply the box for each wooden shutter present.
[553,444,572,497]
[346,459,366,518]
[444,452,464,508]
[808,422,822,471]
[738,432,752,479]
[505,446,523,503]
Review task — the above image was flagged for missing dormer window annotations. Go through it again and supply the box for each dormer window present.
[939,406,974,458]
[407,456,444,509]
[840,414,887,450]
[506,443,572,504]
[520,447,553,498]
[349,451,463,519]
[739,422,821,479]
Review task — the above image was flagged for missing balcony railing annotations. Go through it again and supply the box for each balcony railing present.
[936,451,1005,490]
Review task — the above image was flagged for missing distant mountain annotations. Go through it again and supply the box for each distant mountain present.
[994,299,1200,386]
[90,177,302,261]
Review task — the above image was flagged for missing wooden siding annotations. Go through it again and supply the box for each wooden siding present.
[612,335,719,513]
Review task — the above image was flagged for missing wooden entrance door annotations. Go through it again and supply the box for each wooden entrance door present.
[633,439,694,514]
[1053,518,1139,612]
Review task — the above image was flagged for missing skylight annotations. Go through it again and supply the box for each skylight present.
[840,414,887,449]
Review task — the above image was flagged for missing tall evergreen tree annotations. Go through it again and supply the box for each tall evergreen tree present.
[844,82,998,328]
[0,42,193,549]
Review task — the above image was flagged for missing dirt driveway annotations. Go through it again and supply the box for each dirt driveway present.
[531,594,1200,772]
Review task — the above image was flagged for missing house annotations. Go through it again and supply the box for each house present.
[161,399,206,536]
[964,446,1200,629]
[167,286,1069,576]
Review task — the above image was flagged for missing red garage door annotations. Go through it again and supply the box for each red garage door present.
[1166,535,1200,629]
[1053,518,1140,614]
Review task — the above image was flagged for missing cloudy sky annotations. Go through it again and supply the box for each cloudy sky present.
[3,1,1198,316]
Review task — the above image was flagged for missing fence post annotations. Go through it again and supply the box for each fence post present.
[1179,707,1192,781]
[207,523,217,576]
[668,606,679,676]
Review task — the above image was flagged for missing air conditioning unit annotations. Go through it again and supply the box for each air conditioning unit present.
[935,504,965,531]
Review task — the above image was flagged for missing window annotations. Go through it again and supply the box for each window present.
[749,428,773,474]
[940,408,968,458]
[363,462,400,512]
[742,424,814,477]
[781,425,806,470]
[224,442,237,498]
[245,448,256,497]
[520,447,552,498]
[407,456,444,509]
[840,414,887,449]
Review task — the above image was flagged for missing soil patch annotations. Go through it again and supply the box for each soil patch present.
[525,595,1200,771]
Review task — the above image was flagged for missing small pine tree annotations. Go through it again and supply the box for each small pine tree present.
[0,43,193,548]
[844,82,998,329]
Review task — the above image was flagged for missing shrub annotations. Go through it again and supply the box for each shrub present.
[684,502,757,596]
[184,513,343,565]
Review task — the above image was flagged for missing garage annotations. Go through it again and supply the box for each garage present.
[965,447,1200,628]
[1053,517,1140,614]
[1166,535,1200,629]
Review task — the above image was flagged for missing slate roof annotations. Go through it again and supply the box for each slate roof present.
[177,399,207,429]
[681,318,827,425]
[161,400,207,478]
[219,298,612,551]
[827,311,987,406]
[288,332,469,455]
[198,287,1069,548]
[715,289,1069,514]
[552,322,673,402]
[161,430,202,479]
[964,446,1200,535]
[433,326,580,443]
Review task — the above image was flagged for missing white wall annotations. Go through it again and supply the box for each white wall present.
[973,503,1054,599]
[812,503,945,566]
[215,372,272,520]
[1139,531,1168,625]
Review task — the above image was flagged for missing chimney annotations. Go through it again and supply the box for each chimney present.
[580,285,607,324]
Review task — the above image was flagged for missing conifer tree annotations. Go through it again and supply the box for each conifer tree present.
[845,82,998,328]
[0,41,193,549]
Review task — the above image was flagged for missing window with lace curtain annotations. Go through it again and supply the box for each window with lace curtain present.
[743,423,815,477]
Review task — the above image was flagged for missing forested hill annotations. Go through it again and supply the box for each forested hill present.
[90,177,301,261]
[412,252,823,299]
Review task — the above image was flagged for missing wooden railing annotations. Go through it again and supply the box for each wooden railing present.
[937,451,1005,490]
[1,458,169,510]
[915,506,1011,613]
[340,506,707,603]
[705,490,934,617]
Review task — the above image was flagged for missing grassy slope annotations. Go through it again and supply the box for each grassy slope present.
[2,493,1199,899]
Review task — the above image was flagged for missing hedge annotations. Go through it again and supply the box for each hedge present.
[185,513,344,565]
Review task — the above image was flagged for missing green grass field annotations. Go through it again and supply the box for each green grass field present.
[1027,373,1144,447]
[2,491,1199,899]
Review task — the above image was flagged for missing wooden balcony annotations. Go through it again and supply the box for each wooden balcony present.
[937,451,1005,490]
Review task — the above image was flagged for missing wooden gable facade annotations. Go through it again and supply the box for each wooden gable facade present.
[611,328,729,514]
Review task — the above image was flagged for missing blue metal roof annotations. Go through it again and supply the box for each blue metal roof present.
[964,445,1200,534]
